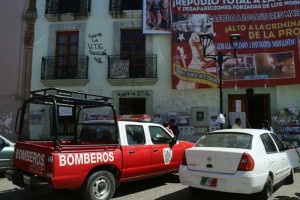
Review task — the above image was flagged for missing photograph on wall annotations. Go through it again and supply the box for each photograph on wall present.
[191,107,208,126]
[210,115,218,126]
[222,52,295,81]
[171,1,300,89]
[196,111,204,122]
[153,112,191,126]
[143,0,171,34]
[178,112,191,126]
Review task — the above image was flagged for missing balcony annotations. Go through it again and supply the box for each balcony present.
[41,56,89,86]
[108,54,157,86]
[45,0,91,22]
[109,0,142,18]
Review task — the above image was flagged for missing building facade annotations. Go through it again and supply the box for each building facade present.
[28,0,300,142]
[0,0,35,141]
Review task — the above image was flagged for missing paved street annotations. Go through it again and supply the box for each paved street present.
[1,172,300,200]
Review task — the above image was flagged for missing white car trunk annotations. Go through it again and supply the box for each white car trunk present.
[185,147,247,174]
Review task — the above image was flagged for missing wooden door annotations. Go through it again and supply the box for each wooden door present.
[120,29,146,78]
[56,31,79,79]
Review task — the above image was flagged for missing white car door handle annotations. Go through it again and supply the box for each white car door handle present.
[129,150,135,154]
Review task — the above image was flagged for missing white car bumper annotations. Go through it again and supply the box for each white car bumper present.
[179,165,268,194]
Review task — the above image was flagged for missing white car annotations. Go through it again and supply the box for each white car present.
[179,129,299,200]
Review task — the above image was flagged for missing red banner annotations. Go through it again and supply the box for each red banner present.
[171,0,300,89]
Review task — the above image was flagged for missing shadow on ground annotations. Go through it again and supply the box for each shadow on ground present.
[1,173,299,200]
[112,173,181,198]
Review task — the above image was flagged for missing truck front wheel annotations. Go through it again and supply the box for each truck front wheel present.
[83,171,116,200]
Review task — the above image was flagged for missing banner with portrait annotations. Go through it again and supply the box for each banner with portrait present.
[171,0,300,89]
[143,0,171,34]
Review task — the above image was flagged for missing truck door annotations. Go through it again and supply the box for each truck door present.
[121,124,152,179]
[148,126,181,173]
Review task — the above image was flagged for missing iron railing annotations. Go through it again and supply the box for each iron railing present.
[108,54,157,79]
[109,0,142,18]
[45,0,91,15]
[41,56,89,80]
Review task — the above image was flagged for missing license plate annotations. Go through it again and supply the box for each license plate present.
[23,175,31,185]
[200,177,217,187]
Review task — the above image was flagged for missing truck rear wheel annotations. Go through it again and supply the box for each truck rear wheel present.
[83,171,115,200]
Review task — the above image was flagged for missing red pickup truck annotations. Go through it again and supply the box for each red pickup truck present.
[6,88,194,200]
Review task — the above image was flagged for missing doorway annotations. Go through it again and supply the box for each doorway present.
[228,94,271,129]
[119,98,146,115]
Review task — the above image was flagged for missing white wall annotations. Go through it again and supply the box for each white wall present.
[30,0,300,136]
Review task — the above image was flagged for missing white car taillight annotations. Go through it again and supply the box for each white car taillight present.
[237,153,254,171]
[181,151,187,166]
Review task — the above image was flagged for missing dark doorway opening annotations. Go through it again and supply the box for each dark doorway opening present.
[247,94,270,129]
[228,94,270,129]
[119,98,146,115]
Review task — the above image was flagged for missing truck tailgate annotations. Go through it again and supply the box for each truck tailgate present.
[13,141,54,177]
[13,141,123,189]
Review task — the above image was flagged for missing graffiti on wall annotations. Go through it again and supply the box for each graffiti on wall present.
[117,91,151,97]
[0,112,13,135]
[88,33,107,64]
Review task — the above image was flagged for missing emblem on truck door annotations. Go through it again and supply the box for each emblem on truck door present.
[163,148,173,164]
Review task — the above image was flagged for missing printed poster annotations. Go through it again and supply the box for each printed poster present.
[171,0,300,89]
[143,0,171,34]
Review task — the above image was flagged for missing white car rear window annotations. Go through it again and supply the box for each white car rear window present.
[195,133,252,149]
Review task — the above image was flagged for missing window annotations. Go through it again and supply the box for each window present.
[270,133,286,152]
[119,98,146,115]
[58,116,76,137]
[260,133,278,154]
[195,133,252,149]
[58,0,81,13]
[121,0,142,10]
[0,137,4,146]
[56,31,79,79]
[149,126,171,144]
[121,29,146,78]
[78,123,118,143]
[126,125,145,145]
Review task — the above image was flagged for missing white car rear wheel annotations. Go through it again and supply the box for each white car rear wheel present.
[256,175,273,200]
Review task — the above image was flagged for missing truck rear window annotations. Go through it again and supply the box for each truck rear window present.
[20,102,117,144]
[77,122,118,144]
